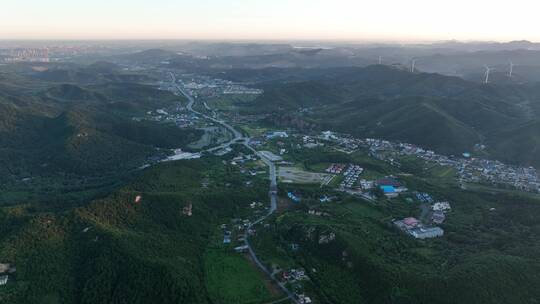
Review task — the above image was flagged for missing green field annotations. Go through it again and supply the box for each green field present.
[205,95,258,112]
[240,125,270,137]
[204,248,274,304]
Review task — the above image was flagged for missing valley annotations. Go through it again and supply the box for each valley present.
[1,41,540,304]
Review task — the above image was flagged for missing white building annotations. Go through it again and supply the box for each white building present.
[409,227,444,239]
[266,131,289,139]
[321,131,337,140]
[432,201,451,212]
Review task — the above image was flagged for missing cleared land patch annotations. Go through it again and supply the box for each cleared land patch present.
[278,166,334,185]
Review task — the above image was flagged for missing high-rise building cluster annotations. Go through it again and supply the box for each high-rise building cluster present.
[1,48,50,62]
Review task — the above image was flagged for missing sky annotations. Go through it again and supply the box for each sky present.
[0,0,538,42]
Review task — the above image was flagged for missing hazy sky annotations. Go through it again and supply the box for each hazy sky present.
[1,0,538,41]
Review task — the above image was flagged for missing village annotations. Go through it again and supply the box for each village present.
[325,163,448,239]
[301,130,540,193]
[175,74,263,99]
[135,107,199,129]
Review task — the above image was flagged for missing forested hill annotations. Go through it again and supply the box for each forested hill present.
[33,61,152,84]
[0,76,201,206]
[248,65,540,167]
[0,158,267,304]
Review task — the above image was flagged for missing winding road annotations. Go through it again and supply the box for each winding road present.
[169,72,294,303]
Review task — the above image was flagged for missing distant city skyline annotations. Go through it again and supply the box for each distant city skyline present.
[1,0,539,42]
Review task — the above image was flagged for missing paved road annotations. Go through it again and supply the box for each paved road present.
[170,72,242,140]
[242,148,294,302]
[169,72,245,153]
[169,72,294,302]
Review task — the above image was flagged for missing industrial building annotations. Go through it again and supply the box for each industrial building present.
[408,227,444,239]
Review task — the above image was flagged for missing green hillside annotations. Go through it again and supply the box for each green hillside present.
[33,61,152,84]
[247,65,540,165]
[43,84,107,102]
[0,77,201,206]
[488,120,540,165]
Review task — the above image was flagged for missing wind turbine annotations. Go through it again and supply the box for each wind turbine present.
[411,59,417,73]
[484,65,493,84]
[508,61,515,77]
[378,56,382,65]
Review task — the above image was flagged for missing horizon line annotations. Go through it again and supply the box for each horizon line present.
[0,37,536,45]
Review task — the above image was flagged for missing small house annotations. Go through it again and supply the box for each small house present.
[288,192,302,203]
[432,211,446,224]
[432,201,451,212]
[234,245,249,253]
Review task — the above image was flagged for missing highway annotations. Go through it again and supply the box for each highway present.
[170,72,244,152]
[169,72,294,302]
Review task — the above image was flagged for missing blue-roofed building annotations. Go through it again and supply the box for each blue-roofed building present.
[287,192,301,203]
[380,185,399,198]
[380,185,396,193]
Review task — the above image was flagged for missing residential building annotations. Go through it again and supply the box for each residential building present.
[432,201,452,212]
[234,245,249,253]
[432,211,446,224]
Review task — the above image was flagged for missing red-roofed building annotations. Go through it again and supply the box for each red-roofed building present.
[376,178,402,187]
[403,217,419,227]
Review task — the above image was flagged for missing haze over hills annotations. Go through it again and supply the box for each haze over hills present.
[82,40,540,85]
